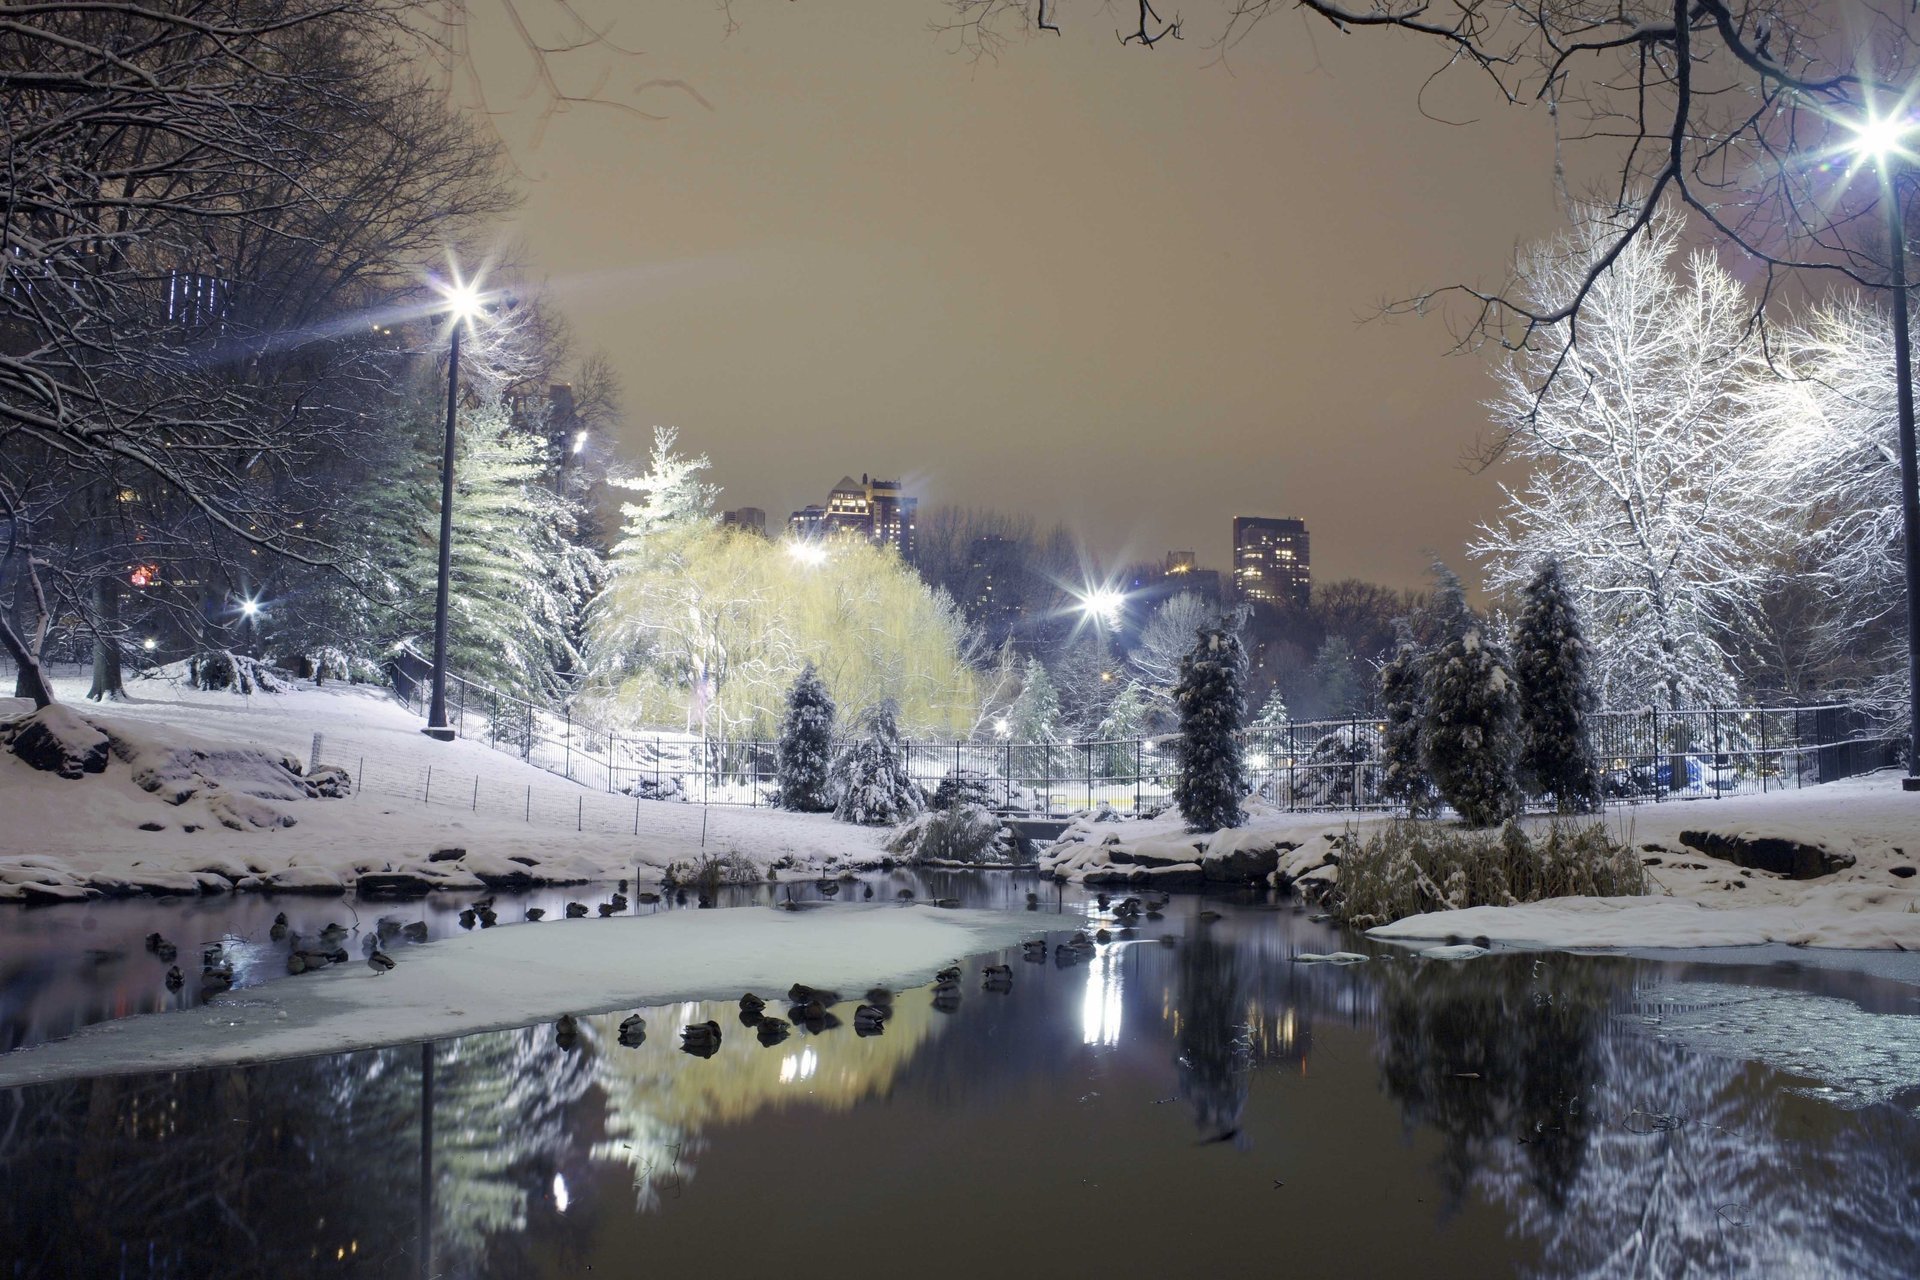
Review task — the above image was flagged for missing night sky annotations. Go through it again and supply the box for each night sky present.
[469,3,1568,588]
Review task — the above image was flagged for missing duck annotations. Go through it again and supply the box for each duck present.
[895,888,915,902]
[597,902,620,917]
[1054,943,1083,965]
[1095,892,1111,910]
[934,965,961,985]
[144,931,166,953]
[863,987,894,1007]
[788,998,828,1025]
[555,1014,579,1050]
[618,879,629,894]
[1094,928,1112,944]
[680,1020,723,1056]
[610,892,629,911]
[1067,932,1089,948]
[1025,891,1040,907]
[931,982,962,1010]
[525,907,546,922]
[164,965,184,991]
[1197,910,1223,924]
[1021,939,1047,961]
[270,912,290,938]
[367,950,396,975]
[931,978,962,1000]
[862,884,874,900]
[755,1016,792,1045]
[319,923,348,944]
[617,1014,647,1046]
[853,1004,888,1035]
[402,921,429,943]
[458,908,478,929]
[1115,897,1142,918]
[202,943,224,967]
[565,902,589,918]
[637,891,662,905]
[817,879,840,897]
[696,892,715,909]
[982,964,1012,985]
[200,966,233,995]
[787,983,839,1006]
[740,992,768,1015]
[476,906,497,928]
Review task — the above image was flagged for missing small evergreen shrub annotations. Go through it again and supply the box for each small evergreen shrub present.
[1511,559,1603,813]
[1419,566,1522,827]
[1171,624,1248,832]
[833,700,925,826]
[901,803,1010,863]
[931,767,997,811]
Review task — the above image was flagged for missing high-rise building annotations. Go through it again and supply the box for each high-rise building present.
[1232,516,1310,608]
[788,473,917,559]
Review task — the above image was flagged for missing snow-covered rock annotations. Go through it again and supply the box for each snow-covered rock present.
[4,705,110,779]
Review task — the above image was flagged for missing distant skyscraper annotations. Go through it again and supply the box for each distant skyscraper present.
[1232,516,1310,608]
[788,473,917,559]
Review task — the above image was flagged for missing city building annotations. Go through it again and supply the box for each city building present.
[787,473,917,558]
[1232,516,1311,609]
[721,507,767,537]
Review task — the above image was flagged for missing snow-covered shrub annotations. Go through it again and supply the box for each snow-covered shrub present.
[663,852,759,892]
[188,650,294,695]
[624,773,686,803]
[775,663,836,812]
[1332,819,1645,928]
[1171,625,1248,832]
[833,700,925,826]
[1262,725,1377,809]
[1511,559,1603,813]
[308,646,385,686]
[931,767,997,811]
[1419,568,1522,827]
[897,803,1012,864]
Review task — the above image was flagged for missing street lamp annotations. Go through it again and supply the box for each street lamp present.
[423,274,486,742]
[1842,104,1920,791]
[1075,584,1126,631]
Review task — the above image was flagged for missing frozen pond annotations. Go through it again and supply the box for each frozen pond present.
[3,872,1919,1277]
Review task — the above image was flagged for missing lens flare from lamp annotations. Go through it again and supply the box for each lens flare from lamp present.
[1077,585,1126,628]
[1847,109,1915,166]
[786,540,828,567]
[239,598,260,619]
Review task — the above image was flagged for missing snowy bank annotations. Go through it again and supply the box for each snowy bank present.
[0,903,1035,1086]
[1369,894,1920,951]
[0,677,894,902]
[1037,801,1359,889]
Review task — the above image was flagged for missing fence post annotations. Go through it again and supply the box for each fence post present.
[1710,706,1720,799]
[525,785,530,823]
[424,765,432,805]
[1350,715,1360,811]
[751,743,759,807]
[471,776,478,811]
[634,793,641,835]
[1043,744,1052,816]
[1135,738,1143,814]
[1759,710,1768,794]
[1005,741,1013,809]
[656,737,662,798]
[564,708,572,782]
[577,795,582,832]
[1086,742,1093,810]
[491,690,499,748]
[1288,723,1296,813]
[457,678,465,736]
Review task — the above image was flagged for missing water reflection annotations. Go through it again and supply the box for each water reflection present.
[3,884,1919,1278]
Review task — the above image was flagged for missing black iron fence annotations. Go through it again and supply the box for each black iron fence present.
[395,667,1903,817]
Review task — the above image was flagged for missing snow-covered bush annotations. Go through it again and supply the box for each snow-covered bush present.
[1262,724,1377,809]
[188,651,295,695]
[663,852,760,893]
[1511,559,1603,813]
[931,767,997,811]
[1332,820,1645,928]
[896,803,1013,864]
[307,646,385,686]
[1420,568,1522,827]
[775,663,836,812]
[832,700,925,826]
[1171,624,1248,832]
[624,773,686,803]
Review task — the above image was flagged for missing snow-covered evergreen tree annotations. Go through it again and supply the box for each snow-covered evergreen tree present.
[1093,677,1152,779]
[1305,635,1365,719]
[775,662,836,812]
[1378,618,1435,814]
[1171,624,1248,833]
[833,700,923,826]
[1006,656,1062,776]
[606,426,720,546]
[1511,559,1603,813]
[1420,566,1523,827]
[1248,690,1290,737]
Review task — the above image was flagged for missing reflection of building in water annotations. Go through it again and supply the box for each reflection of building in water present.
[1081,947,1125,1047]
[590,994,947,1209]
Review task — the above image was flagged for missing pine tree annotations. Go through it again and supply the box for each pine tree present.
[1511,559,1603,813]
[833,700,924,825]
[1306,635,1364,719]
[1378,618,1435,814]
[1093,677,1152,779]
[1419,566,1523,827]
[776,662,836,811]
[1171,624,1248,832]
[1006,657,1062,777]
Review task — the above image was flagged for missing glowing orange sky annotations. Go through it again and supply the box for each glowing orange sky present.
[471,3,1568,588]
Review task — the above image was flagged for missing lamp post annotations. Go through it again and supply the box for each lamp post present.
[423,281,482,742]
[1844,109,1920,791]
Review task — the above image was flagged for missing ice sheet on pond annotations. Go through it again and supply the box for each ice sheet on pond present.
[0,904,1036,1087]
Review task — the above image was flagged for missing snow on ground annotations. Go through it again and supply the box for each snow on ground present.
[0,903,1036,1087]
[1041,773,1920,950]
[0,671,892,900]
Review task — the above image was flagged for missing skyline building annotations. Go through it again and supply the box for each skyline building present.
[1232,515,1311,609]
[787,473,917,559]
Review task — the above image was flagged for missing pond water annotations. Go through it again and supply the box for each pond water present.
[3,873,1919,1279]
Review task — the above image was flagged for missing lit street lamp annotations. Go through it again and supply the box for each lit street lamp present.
[1842,105,1920,791]
[423,277,485,742]
[1075,584,1126,631]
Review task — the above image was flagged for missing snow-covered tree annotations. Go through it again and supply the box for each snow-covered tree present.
[1741,294,1910,714]
[1304,635,1365,720]
[1129,592,1216,707]
[1473,205,1766,711]
[1006,657,1063,777]
[1053,632,1117,739]
[1093,678,1152,779]
[606,426,720,546]
[1378,619,1434,814]
[1420,567,1522,827]
[833,700,923,826]
[1248,690,1290,738]
[1171,624,1248,832]
[776,663,836,811]
[1511,559,1602,813]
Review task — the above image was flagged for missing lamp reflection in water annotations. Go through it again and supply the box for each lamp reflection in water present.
[1081,944,1125,1047]
[778,1047,819,1084]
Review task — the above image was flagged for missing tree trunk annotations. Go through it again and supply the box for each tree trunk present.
[1,611,53,708]
[87,574,125,701]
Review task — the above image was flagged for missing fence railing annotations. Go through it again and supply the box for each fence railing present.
[389,664,1903,817]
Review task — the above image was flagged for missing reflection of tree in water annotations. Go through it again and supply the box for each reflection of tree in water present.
[1174,924,1250,1143]
[592,995,946,1210]
[1371,957,1920,1277]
